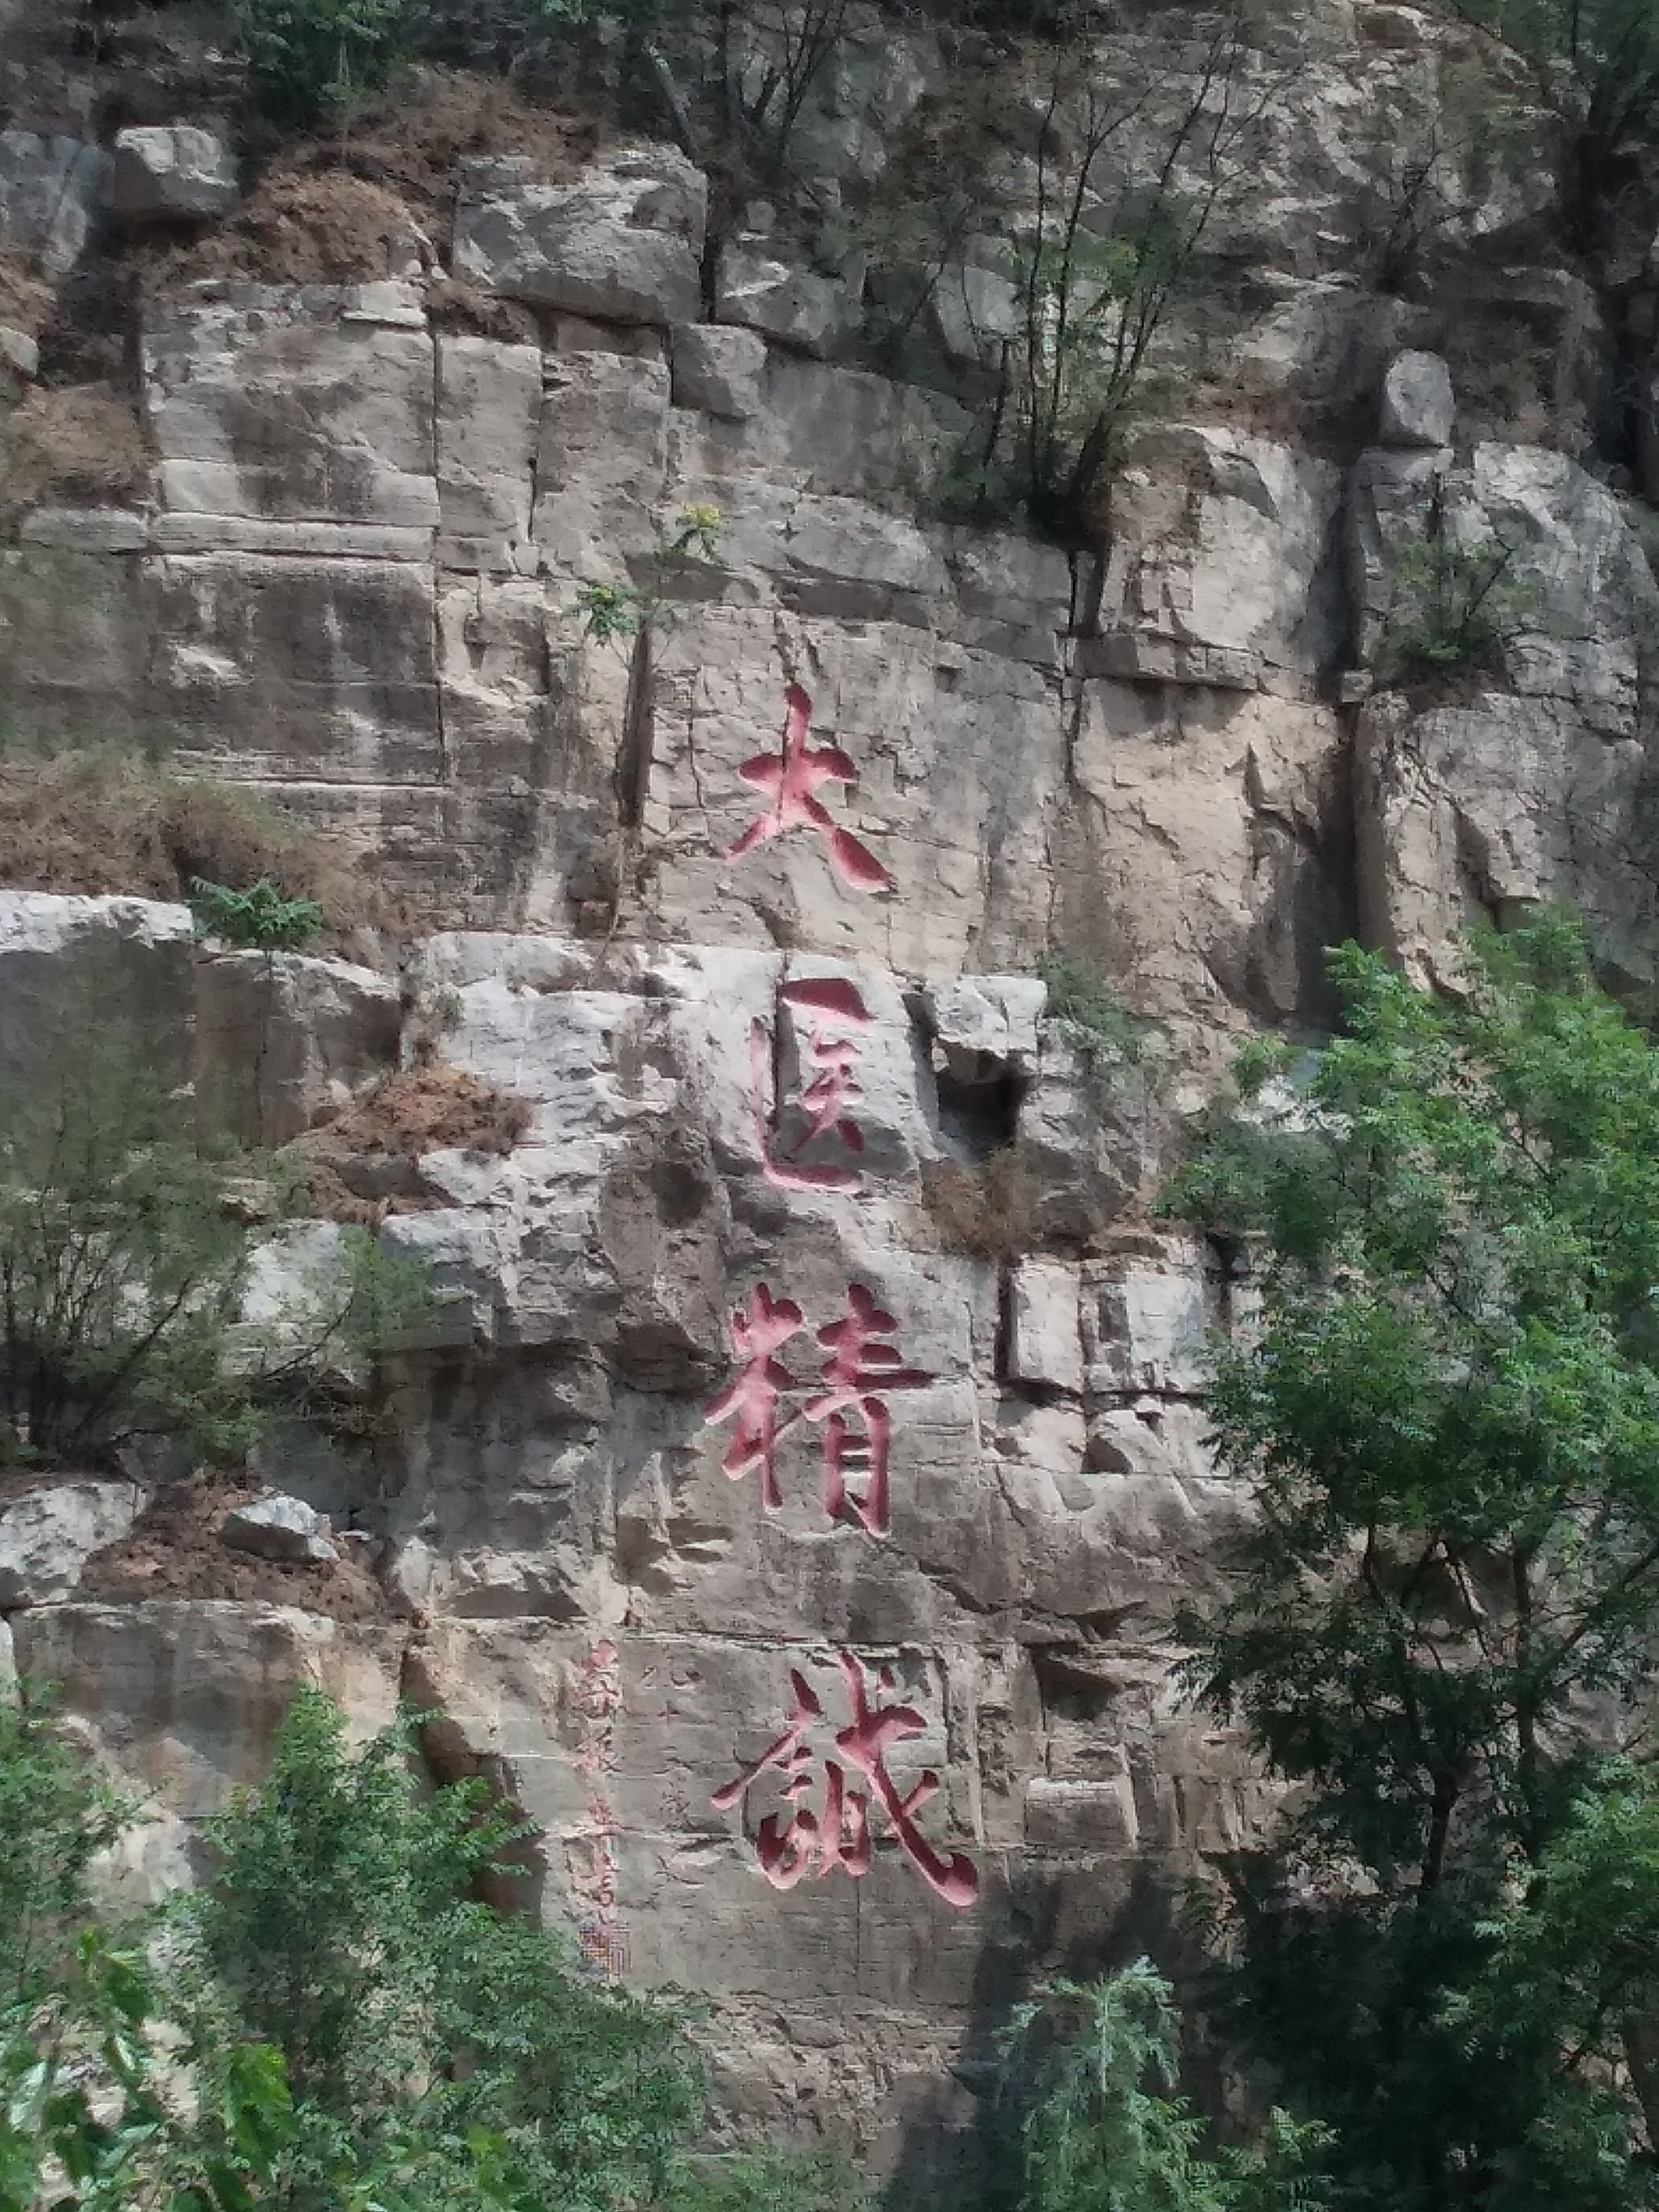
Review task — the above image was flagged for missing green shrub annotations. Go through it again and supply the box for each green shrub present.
[0,1042,429,1471]
[1037,950,1158,1068]
[189,876,325,953]
[1000,1960,1333,2212]
[1376,527,1535,684]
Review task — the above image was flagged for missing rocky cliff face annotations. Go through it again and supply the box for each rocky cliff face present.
[1,0,1657,2188]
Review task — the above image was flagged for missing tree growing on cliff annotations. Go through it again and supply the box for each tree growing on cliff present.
[0,1683,859,2211]
[0,1032,435,1474]
[1167,912,1659,2208]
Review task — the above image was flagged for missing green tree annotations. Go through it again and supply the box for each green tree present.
[182,1686,841,2212]
[999,1959,1331,2212]
[226,0,414,127]
[0,1045,257,1469]
[0,1685,857,2212]
[1166,912,1659,2207]
[0,1691,301,2212]
[0,1042,431,1472]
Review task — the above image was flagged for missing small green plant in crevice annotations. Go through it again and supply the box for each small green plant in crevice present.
[1375,526,1536,685]
[575,579,648,646]
[574,501,725,652]
[1037,950,1159,1069]
[189,877,325,953]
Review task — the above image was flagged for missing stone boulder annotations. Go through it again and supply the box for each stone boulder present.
[142,282,438,541]
[454,149,706,326]
[929,258,1020,368]
[221,1493,339,1566]
[0,1481,145,1608]
[1090,429,1346,694]
[194,950,404,1147]
[670,323,767,418]
[1378,349,1455,448]
[108,128,240,225]
[0,894,194,1125]
[715,247,863,357]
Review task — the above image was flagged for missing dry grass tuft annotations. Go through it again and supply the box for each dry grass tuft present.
[0,251,53,338]
[312,1062,533,1158]
[922,1147,1043,1261]
[0,383,149,517]
[0,747,412,951]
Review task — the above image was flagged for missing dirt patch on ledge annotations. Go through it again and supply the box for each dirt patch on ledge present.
[147,168,432,288]
[0,749,418,958]
[81,1471,391,1621]
[148,66,604,290]
[0,383,150,518]
[299,1062,534,1222]
[314,1063,533,1157]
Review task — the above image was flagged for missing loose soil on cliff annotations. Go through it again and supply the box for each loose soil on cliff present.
[147,68,604,290]
[82,1471,391,1621]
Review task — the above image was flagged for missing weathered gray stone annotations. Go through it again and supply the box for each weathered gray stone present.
[194,951,403,1148]
[143,284,438,532]
[1097,429,1346,693]
[0,325,36,380]
[929,259,1020,367]
[437,334,541,565]
[0,894,194,1121]
[533,350,671,569]
[454,148,706,326]
[715,247,864,357]
[0,1483,145,1608]
[1378,348,1455,448]
[108,128,240,224]
[0,131,109,274]
[670,324,767,419]
[1008,1262,1085,1394]
[221,1494,339,1566]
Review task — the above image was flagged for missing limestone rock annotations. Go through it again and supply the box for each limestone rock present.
[929,259,1020,367]
[221,1494,339,1566]
[1008,1262,1085,1394]
[454,148,707,326]
[0,1482,145,1608]
[0,131,108,275]
[108,128,240,225]
[436,334,541,568]
[533,350,670,569]
[194,951,403,1148]
[0,894,194,1121]
[0,323,36,390]
[715,247,863,357]
[670,324,767,419]
[1378,349,1455,448]
[1095,430,1345,694]
[143,283,438,533]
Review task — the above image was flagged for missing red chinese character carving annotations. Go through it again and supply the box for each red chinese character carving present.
[724,683,894,894]
[710,1655,978,1909]
[702,1285,805,1510]
[804,1284,931,1538]
[748,976,873,1195]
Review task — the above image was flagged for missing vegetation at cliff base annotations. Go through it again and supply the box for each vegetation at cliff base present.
[0,1685,857,2211]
